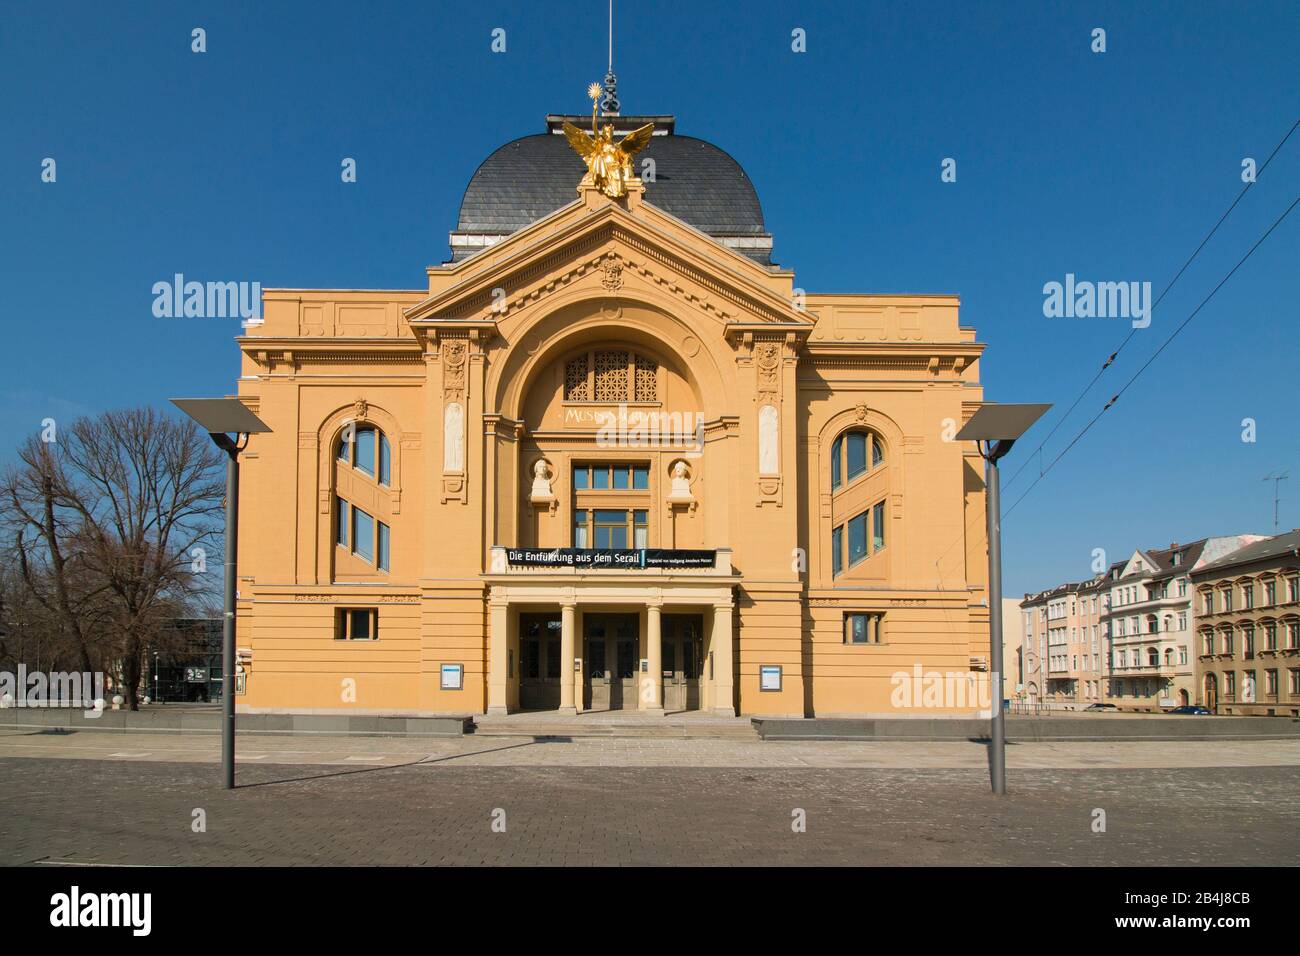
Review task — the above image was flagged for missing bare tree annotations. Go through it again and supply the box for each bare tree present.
[1,409,224,707]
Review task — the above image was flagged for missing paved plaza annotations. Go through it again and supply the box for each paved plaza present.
[1,730,1297,866]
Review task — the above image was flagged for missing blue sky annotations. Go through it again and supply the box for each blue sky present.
[1,0,1296,597]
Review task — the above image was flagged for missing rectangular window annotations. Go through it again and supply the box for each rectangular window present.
[1265,581,1276,606]
[594,509,627,549]
[633,509,648,549]
[1290,669,1300,695]
[592,467,610,490]
[1266,624,1277,650]
[632,466,649,489]
[872,500,886,552]
[336,608,378,641]
[1289,577,1299,603]
[832,525,843,576]
[355,427,376,476]
[352,505,374,561]
[336,498,349,547]
[573,465,589,490]
[1244,584,1254,609]
[845,612,882,644]
[378,434,391,486]
[573,509,589,548]
[1223,589,1233,612]
[847,512,867,566]
[612,466,630,490]
[1266,669,1278,696]
[377,521,390,572]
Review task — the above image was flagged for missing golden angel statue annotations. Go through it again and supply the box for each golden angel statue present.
[563,82,653,198]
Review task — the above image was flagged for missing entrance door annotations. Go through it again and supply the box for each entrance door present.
[583,618,610,711]
[519,614,562,710]
[582,613,640,711]
[662,614,703,713]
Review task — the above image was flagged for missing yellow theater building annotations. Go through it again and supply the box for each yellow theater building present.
[232,92,993,719]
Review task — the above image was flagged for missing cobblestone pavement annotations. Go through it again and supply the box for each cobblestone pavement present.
[0,728,1298,769]
[1,755,1297,866]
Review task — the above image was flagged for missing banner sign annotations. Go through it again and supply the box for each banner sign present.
[505,548,716,569]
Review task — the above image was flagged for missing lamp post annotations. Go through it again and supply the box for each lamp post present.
[153,650,160,703]
[171,398,271,789]
[956,402,1051,795]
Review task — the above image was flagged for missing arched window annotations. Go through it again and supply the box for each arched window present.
[334,422,393,576]
[1147,648,1159,667]
[337,425,391,486]
[829,430,884,491]
[564,349,659,402]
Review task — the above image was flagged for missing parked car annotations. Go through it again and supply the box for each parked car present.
[1084,703,1118,711]
[1165,705,1211,715]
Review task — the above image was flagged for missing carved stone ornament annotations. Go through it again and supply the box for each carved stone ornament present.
[755,341,780,404]
[601,258,624,292]
[442,339,467,402]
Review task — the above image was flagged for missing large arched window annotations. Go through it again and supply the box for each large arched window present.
[564,349,659,402]
[829,429,884,491]
[337,425,391,486]
[334,423,394,576]
[828,427,889,577]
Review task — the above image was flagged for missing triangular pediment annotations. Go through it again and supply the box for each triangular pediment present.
[405,192,812,333]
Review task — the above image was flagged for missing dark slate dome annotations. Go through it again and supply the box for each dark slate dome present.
[449,114,773,265]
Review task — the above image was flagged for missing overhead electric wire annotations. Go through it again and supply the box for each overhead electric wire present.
[1003,118,1300,492]
[1003,192,1300,519]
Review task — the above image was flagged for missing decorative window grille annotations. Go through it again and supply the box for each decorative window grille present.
[594,350,629,402]
[564,354,590,400]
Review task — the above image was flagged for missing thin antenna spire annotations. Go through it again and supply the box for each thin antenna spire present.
[599,0,620,116]
[1263,471,1289,531]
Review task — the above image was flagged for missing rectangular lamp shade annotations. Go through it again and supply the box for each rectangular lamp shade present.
[171,398,272,435]
[954,403,1051,442]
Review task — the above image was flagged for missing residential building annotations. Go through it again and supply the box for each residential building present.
[1021,577,1105,707]
[1192,530,1300,716]
[1103,536,1264,710]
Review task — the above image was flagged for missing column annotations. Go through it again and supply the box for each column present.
[560,603,576,714]
[642,604,663,713]
[488,600,508,715]
[711,601,735,716]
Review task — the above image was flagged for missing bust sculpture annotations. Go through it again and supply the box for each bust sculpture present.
[668,460,693,500]
[530,459,553,498]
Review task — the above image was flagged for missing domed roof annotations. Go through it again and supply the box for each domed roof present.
[450,114,772,264]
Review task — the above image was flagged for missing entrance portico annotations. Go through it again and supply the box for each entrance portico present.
[486,546,738,717]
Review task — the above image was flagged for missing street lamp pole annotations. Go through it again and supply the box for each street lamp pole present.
[984,446,1006,793]
[215,435,240,790]
[956,403,1051,796]
[171,398,271,790]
